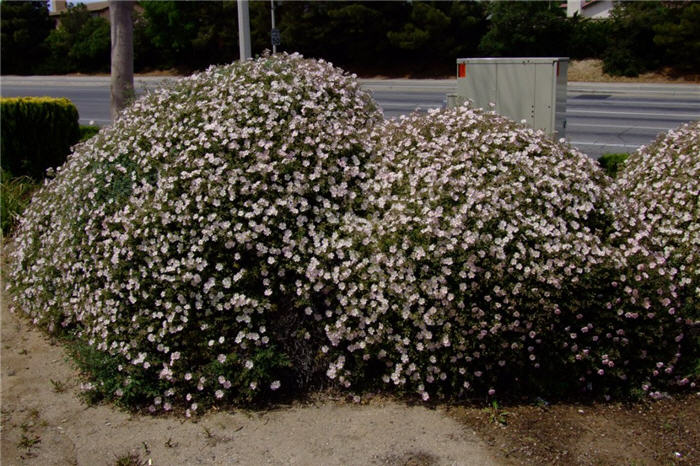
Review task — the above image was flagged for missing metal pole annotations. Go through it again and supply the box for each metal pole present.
[237,0,251,61]
[271,0,277,54]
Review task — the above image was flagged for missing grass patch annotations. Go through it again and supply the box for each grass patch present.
[18,433,41,451]
[50,378,67,393]
[113,452,146,466]
[1,169,38,236]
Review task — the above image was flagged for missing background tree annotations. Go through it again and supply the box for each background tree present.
[602,1,669,77]
[479,1,571,57]
[0,0,52,75]
[568,14,612,60]
[387,1,487,76]
[653,2,700,73]
[275,1,393,71]
[44,4,110,73]
[599,1,700,77]
[139,1,238,71]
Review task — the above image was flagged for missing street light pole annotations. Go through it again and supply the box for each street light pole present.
[237,0,251,61]
[271,0,277,54]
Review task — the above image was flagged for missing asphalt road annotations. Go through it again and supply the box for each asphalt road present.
[2,76,699,158]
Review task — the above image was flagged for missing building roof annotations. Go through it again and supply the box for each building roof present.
[49,1,110,17]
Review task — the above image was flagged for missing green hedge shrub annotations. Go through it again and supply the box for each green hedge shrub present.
[0,97,80,180]
[598,153,630,178]
[79,124,100,142]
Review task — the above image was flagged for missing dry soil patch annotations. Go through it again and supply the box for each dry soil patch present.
[0,289,499,466]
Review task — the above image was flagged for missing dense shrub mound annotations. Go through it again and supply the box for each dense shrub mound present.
[8,53,381,413]
[8,59,695,412]
[320,107,692,401]
[615,121,699,307]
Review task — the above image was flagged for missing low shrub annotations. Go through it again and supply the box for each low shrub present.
[79,125,100,142]
[1,169,39,236]
[0,97,80,180]
[7,53,381,414]
[597,153,630,178]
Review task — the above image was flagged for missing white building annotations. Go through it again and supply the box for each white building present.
[566,0,615,19]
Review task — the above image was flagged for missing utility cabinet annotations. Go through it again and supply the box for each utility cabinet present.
[450,57,568,138]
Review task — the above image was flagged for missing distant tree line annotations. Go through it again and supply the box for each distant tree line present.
[1,1,698,77]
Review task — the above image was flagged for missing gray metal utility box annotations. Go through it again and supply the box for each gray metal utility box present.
[451,57,568,138]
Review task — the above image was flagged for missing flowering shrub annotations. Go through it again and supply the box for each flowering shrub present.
[615,121,699,308]
[7,53,381,413]
[318,106,694,401]
[614,122,700,386]
[7,55,695,412]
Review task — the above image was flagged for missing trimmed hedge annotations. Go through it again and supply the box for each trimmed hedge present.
[0,97,80,180]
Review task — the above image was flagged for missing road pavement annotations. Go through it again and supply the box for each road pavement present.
[2,76,699,158]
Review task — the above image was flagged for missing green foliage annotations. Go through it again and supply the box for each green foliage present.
[597,153,630,178]
[1,169,38,236]
[479,2,570,57]
[2,0,694,78]
[603,1,698,77]
[0,97,80,180]
[135,1,487,76]
[275,1,398,71]
[386,1,487,75]
[568,15,612,60]
[486,401,510,426]
[139,1,238,71]
[44,4,110,73]
[113,452,146,466]
[79,125,100,142]
[653,3,700,73]
[388,3,450,51]
[0,0,52,75]
[274,1,486,77]
[63,333,169,408]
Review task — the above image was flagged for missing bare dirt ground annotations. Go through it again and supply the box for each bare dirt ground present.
[449,395,699,465]
[0,287,499,466]
[2,284,698,466]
